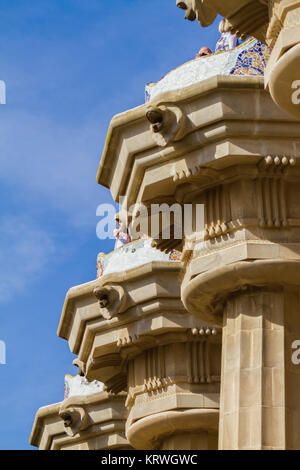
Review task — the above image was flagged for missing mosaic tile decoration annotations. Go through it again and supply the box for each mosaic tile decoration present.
[64,374,103,400]
[97,237,181,279]
[230,40,270,76]
[145,38,271,102]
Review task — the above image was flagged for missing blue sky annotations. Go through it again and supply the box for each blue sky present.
[0,0,220,450]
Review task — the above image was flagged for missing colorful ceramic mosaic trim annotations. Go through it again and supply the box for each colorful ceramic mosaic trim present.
[145,38,271,102]
[229,40,270,76]
[97,237,181,279]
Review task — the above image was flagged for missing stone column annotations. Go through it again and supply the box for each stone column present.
[219,287,300,450]
[183,258,300,450]
[265,1,300,120]
[178,154,300,448]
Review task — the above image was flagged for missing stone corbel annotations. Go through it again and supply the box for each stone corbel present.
[146,103,189,147]
[224,2,269,41]
[177,0,269,42]
[72,358,86,377]
[266,0,282,48]
[104,373,128,395]
[173,166,220,187]
[176,0,217,27]
[181,233,197,266]
[266,0,300,47]
[59,403,90,437]
[117,333,158,357]
[93,284,127,320]
[151,234,183,254]
[85,340,127,392]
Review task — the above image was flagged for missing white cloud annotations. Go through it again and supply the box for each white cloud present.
[0,216,55,302]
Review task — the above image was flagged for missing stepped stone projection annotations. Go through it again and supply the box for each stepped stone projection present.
[176,0,300,119]
[30,376,130,450]
[31,16,300,450]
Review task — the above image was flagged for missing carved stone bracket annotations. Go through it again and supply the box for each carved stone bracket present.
[173,166,220,186]
[85,353,127,394]
[176,0,217,28]
[104,373,128,395]
[116,328,220,363]
[93,284,127,320]
[59,403,90,437]
[223,1,269,41]
[176,0,269,41]
[72,358,86,377]
[146,103,189,147]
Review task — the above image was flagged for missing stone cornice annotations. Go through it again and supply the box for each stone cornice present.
[57,261,196,389]
[58,261,182,342]
[56,259,221,394]
[96,75,299,212]
[30,391,128,450]
[30,402,61,449]
[97,76,266,193]
[182,259,300,325]
[126,408,219,450]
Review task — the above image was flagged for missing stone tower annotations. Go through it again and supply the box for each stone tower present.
[31,8,300,450]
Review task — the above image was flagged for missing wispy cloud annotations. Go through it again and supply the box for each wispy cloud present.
[0,216,55,302]
[0,109,113,228]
